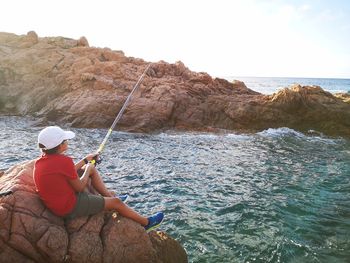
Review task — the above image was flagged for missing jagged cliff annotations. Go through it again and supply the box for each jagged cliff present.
[1,31,350,137]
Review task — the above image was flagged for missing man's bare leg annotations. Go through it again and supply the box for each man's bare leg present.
[87,166,113,197]
[104,197,148,226]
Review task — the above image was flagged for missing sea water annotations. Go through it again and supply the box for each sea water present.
[1,116,349,263]
[227,76,350,95]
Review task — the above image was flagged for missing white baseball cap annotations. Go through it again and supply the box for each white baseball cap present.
[38,126,75,150]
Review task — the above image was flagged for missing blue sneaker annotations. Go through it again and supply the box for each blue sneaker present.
[144,212,164,233]
[118,194,129,203]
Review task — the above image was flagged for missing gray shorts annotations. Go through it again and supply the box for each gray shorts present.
[65,192,105,220]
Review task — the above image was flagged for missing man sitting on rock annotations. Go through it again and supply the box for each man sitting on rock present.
[33,126,163,232]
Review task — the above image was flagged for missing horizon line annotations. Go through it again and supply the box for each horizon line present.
[220,75,350,80]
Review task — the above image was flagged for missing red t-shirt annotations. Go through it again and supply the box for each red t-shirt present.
[33,154,78,216]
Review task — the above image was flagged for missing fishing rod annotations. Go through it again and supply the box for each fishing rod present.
[91,63,152,165]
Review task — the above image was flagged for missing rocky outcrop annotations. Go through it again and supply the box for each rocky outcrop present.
[1,31,350,137]
[250,85,350,136]
[0,161,188,263]
[334,92,350,103]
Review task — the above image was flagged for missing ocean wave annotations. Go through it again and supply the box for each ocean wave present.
[257,127,305,138]
[224,133,252,140]
[256,127,343,145]
[158,131,221,139]
[156,131,255,142]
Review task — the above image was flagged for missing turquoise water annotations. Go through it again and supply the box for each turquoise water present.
[227,76,350,95]
[1,117,350,262]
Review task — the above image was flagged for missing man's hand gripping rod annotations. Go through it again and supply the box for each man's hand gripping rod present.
[91,63,152,165]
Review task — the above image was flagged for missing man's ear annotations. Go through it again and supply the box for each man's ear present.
[57,143,66,153]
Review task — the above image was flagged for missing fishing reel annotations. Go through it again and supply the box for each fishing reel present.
[87,154,102,166]
[92,154,103,166]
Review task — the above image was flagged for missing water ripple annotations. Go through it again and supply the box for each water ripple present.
[1,117,349,262]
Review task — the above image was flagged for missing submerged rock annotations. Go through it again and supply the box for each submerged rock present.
[1,31,350,137]
[0,161,187,263]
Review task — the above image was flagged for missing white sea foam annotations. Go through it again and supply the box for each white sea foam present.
[158,131,221,139]
[256,127,342,144]
[157,131,254,141]
[257,127,305,138]
[224,133,251,140]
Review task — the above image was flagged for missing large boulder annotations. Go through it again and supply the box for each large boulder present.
[1,31,350,137]
[0,161,187,263]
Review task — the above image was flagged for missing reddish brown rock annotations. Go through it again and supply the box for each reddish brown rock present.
[77,36,89,47]
[1,32,350,137]
[0,161,187,263]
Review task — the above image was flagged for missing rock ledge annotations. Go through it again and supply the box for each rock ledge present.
[0,161,187,263]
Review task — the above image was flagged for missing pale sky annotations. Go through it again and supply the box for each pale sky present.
[1,0,350,78]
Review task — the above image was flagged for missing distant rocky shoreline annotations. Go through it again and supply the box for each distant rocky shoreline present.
[1,31,350,137]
